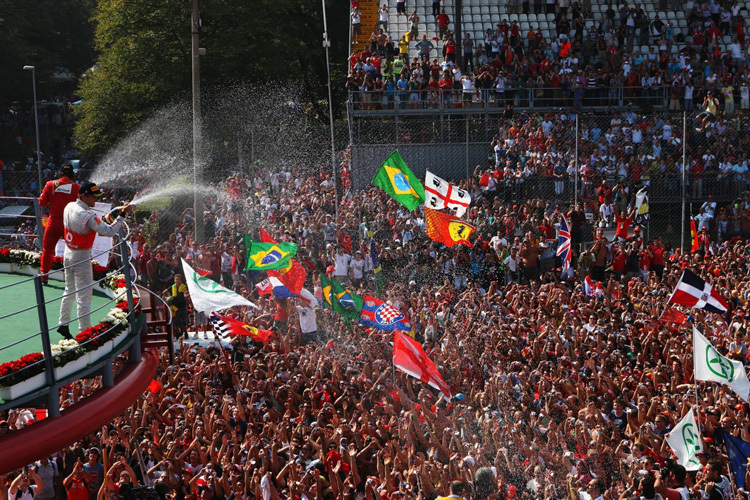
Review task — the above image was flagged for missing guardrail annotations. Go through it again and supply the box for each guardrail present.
[348,86,671,113]
[0,205,139,415]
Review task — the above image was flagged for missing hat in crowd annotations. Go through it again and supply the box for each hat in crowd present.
[60,165,75,179]
[79,182,103,198]
[87,446,101,457]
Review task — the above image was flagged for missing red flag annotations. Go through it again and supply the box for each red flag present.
[269,260,307,294]
[393,330,451,397]
[259,228,275,243]
[690,217,699,254]
[147,379,162,394]
[259,227,307,294]
[661,307,687,325]
[196,268,211,277]
[214,314,275,342]
[425,208,476,247]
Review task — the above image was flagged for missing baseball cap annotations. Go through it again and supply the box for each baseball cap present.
[79,182,103,198]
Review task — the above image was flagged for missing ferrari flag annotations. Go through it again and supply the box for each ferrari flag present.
[425,208,475,247]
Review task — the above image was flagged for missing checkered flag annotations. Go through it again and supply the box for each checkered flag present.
[209,314,230,338]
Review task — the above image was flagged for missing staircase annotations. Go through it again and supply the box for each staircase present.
[352,0,379,54]
[137,285,174,363]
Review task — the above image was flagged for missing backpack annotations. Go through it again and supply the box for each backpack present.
[16,487,34,500]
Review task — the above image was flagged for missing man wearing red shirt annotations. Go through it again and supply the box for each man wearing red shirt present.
[706,22,721,45]
[615,208,636,241]
[612,243,627,280]
[38,165,80,284]
[540,55,552,72]
[436,9,450,39]
[64,461,89,500]
[648,237,665,279]
[445,36,457,62]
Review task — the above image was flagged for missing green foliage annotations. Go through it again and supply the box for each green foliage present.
[0,0,96,105]
[74,0,349,158]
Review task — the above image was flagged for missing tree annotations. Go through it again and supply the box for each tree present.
[74,0,349,158]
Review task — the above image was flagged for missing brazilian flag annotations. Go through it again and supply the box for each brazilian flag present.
[244,236,298,271]
[331,279,364,319]
[320,273,335,309]
[372,150,425,211]
[320,274,363,319]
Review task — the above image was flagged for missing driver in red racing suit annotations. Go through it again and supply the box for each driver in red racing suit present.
[38,165,79,284]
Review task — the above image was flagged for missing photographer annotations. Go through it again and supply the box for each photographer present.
[9,466,45,500]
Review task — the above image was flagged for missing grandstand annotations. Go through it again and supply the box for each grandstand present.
[356,0,750,61]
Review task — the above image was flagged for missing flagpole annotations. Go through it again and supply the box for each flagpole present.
[681,111,687,253]
[574,113,579,207]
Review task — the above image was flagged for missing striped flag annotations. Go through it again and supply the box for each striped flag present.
[584,276,603,297]
[557,214,571,271]
[668,269,728,314]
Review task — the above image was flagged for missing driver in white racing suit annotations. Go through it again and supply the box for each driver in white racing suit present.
[57,182,133,339]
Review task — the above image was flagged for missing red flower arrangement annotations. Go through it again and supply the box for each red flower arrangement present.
[115,296,141,312]
[0,248,10,263]
[74,324,109,349]
[0,352,45,385]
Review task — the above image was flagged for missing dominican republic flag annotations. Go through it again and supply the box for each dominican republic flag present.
[668,269,728,314]
[584,276,603,297]
[423,170,471,218]
[393,330,451,397]
[256,277,319,306]
[556,214,572,271]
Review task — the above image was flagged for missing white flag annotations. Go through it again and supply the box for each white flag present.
[634,187,650,224]
[693,327,750,401]
[665,407,703,471]
[424,170,471,217]
[181,258,259,314]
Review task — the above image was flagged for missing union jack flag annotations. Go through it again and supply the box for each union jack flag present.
[557,214,571,271]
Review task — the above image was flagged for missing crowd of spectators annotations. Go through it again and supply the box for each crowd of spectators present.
[4,146,750,500]
[347,0,750,112]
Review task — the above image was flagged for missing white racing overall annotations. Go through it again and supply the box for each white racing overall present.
[59,200,124,332]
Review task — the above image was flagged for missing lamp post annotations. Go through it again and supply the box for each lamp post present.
[23,65,43,194]
[321,0,340,224]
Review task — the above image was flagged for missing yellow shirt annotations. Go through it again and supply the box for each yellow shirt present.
[399,40,409,54]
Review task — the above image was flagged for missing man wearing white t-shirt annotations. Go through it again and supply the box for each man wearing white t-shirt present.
[349,250,366,286]
[333,246,352,281]
[294,301,319,345]
[9,467,45,500]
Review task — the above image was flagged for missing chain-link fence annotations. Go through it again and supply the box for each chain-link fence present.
[4,107,750,251]
[349,109,750,249]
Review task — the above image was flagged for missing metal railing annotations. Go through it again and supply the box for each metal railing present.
[0,210,140,415]
[348,86,672,113]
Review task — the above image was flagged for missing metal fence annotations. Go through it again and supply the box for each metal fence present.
[3,108,748,250]
[348,86,673,113]
[347,109,750,248]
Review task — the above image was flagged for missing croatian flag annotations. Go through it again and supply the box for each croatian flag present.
[584,276,603,297]
[557,214,571,271]
[668,269,728,314]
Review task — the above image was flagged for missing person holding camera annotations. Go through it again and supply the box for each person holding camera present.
[9,466,45,500]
